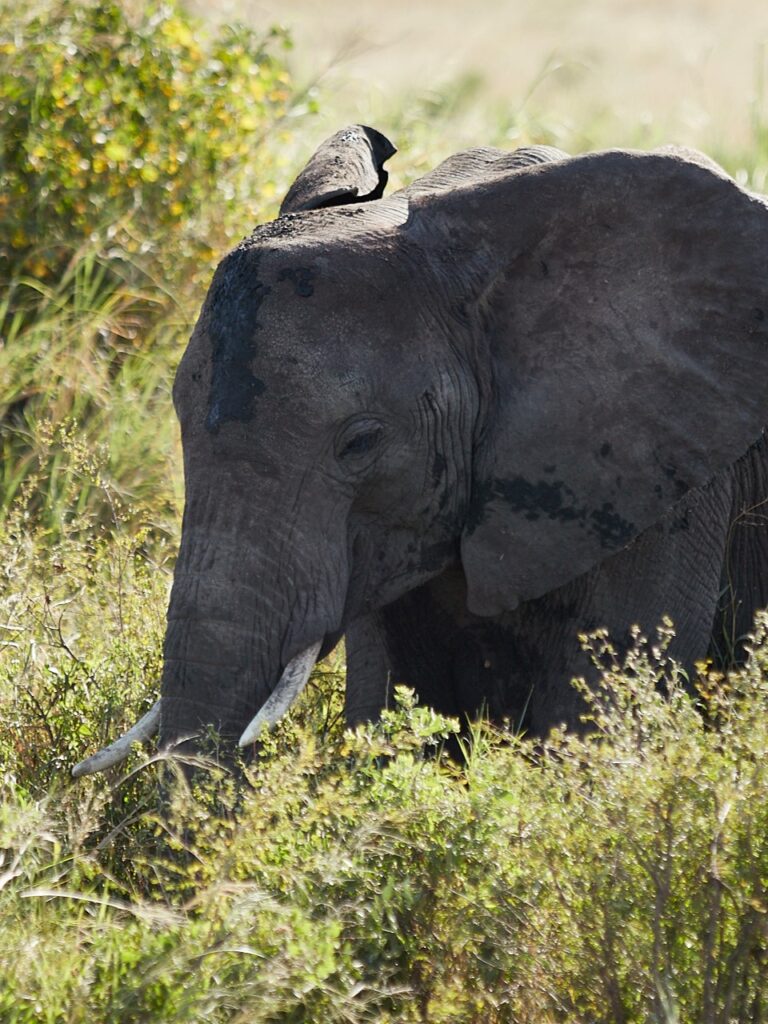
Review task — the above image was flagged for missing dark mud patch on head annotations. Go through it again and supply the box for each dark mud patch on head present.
[205,251,271,434]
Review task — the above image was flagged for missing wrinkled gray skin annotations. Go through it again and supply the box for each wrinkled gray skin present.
[162,123,768,752]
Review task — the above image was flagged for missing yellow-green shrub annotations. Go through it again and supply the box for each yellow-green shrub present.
[2,642,768,1022]
[0,0,295,281]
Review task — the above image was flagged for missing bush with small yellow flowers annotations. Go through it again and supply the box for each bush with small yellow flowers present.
[0,0,297,282]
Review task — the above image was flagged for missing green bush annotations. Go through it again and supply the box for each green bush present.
[2,566,768,1021]
[0,0,310,532]
[0,247,190,528]
[0,0,295,281]
[0,477,170,795]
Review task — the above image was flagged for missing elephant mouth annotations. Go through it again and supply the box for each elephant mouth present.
[237,640,323,745]
[237,625,344,746]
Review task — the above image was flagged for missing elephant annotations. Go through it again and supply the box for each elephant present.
[73,124,768,777]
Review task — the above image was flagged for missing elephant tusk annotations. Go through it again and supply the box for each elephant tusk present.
[238,641,322,746]
[71,699,162,778]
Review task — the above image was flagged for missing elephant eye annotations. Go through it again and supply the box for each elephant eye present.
[336,420,384,461]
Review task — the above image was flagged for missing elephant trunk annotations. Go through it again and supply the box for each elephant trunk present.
[158,493,347,752]
[71,469,349,776]
[159,566,286,750]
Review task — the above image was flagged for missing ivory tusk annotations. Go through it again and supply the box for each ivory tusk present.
[239,641,322,746]
[71,699,162,778]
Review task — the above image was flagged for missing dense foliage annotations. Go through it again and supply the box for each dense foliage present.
[0,0,304,530]
[3,539,768,1023]
[0,0,295,280]
[2,0,768,1020]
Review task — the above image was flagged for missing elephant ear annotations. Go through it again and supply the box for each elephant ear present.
[424,149,768,616]
[280,125,396,214]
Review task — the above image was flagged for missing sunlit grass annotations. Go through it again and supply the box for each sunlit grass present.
[0,243,192,532]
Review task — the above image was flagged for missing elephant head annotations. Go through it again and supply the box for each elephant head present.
[73,126,768,776]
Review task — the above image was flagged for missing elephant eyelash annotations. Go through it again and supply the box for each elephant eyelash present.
[337,425,384,460]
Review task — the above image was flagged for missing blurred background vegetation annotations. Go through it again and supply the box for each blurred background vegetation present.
[2,0,768,1019]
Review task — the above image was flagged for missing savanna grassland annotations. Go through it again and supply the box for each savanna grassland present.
[2,1,768,1020]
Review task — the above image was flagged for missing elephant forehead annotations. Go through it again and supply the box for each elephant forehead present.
[177,228,448,443]
[260,254,426,348]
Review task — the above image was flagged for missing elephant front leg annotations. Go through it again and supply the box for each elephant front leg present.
[346,574,530,730]
[344,611,394,727]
